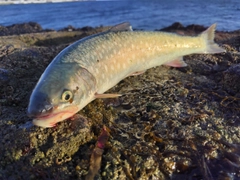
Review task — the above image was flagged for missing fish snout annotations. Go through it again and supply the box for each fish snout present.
[27,92,53,118]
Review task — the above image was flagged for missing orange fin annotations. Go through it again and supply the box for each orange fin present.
[95,93,122,99]
[164,57,187,67]
[128,70,146,76]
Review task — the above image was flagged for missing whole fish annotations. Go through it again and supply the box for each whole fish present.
[27,22,225,127]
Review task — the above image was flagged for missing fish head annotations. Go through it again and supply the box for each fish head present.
[27,63,96,128]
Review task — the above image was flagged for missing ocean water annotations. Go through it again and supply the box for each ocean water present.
[0,0,240,31]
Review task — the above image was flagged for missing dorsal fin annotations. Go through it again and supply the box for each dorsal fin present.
[109,22,133,32]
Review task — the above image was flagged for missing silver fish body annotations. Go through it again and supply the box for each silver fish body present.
[27,22,225,127]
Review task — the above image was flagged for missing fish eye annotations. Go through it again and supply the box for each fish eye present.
[61,90,73,102]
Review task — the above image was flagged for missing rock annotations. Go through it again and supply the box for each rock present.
[222,63,240,94]
[0,22,43,36]
[0,22,240,180]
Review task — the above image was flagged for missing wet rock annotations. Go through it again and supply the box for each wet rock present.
[0,22,44,36]
[0,22,240,179]
[222,63,240,94]
[159,22,207,35]
[0,68,9,82]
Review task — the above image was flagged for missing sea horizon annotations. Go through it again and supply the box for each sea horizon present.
[0,1,239,31]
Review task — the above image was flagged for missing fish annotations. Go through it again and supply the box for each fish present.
[27,22,225,128]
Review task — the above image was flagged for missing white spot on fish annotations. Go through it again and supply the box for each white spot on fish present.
[111,65,114,71]
[104,65,108,71]
[90,54,95,59]
[95,68,99,74]
[101,73,105,79]
[117,63,121,69]
[99,53,103,59]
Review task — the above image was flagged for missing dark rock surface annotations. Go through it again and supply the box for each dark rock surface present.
[0,22,240,179]
[0,22,45,36]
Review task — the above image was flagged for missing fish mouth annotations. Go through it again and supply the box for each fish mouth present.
[33,113,56,120]
[32,106,79,128]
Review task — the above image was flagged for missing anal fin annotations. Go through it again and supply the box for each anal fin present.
[164,57,187,67]
[128,70,146,77]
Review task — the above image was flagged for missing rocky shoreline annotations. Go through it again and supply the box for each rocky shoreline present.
[0,22,240,179]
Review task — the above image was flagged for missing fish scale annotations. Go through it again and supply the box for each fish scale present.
[27,22,225,127]
[84,31,201,93]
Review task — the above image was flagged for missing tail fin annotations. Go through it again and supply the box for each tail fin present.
[200,24,225,54]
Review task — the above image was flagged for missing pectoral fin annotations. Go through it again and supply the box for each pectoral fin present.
[164,57,187,67]
[95,93,122,99]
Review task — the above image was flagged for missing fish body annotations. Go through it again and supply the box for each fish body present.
[27,22,225,127]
